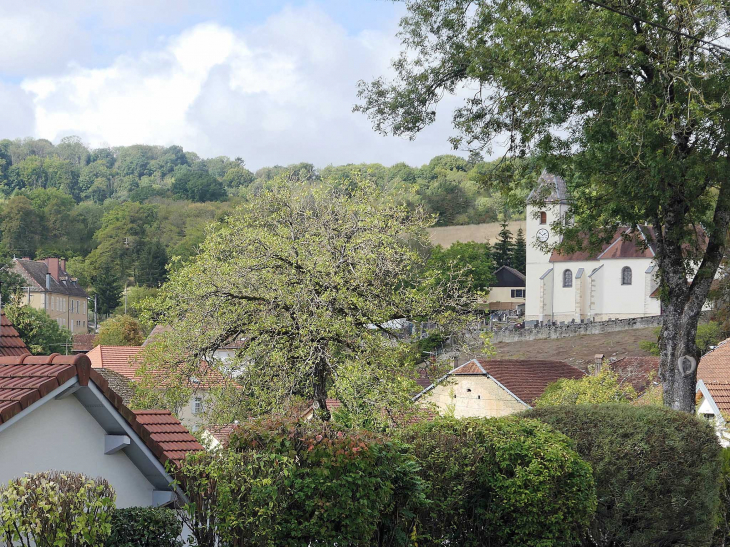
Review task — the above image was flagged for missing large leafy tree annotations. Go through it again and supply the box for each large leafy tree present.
[5,304,72,355]
[356,0,730,412]
[426,241,496,293]
[95,314,145,346]
[142,181,477,424]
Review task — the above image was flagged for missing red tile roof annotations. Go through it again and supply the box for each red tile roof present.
[608,356,660,394]
[699,338,730,384]
[0,312,30,357]
[0,353,203,467]
[550,226,656,262]
[702,382,730,413]
[450,359,585,405]
[89,344,227,389]
[206,423,239,447]
[72,334,97,353]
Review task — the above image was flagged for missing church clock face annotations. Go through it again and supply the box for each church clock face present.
[536,228,550,242]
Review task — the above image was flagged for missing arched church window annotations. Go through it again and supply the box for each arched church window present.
[563,269,573,288]
[622,266,632,285]
[539,211,547,224]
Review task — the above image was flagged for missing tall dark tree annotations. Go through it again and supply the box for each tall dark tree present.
[494,222,513,268]
[356,0,730,412]
[136,240,168,287]
[511,228,526,274]
[92,266,122,316]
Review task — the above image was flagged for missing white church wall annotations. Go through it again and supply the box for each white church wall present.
[525,201,566,320]
[551,261,599,322]
[591,259,655,320]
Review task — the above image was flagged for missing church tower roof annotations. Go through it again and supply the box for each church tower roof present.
[527,170,569,204]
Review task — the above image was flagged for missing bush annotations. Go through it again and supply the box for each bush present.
[713,447,730,546]
[177,418,426,546]
[106,507,182,547]
[526,404,722,547]
[398,417,596,547]
[0,471,115,547]
[536,367,637,406]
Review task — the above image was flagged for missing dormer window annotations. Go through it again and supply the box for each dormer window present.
[539,211,547,224]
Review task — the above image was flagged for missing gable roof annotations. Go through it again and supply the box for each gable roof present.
[0,312,30,357]
[0,353,203,468]
[87,345,144,378]
[72,333,97,353]
[493,265,526,288]
[550,226,657,262]
[13,259,88,297]
[608,356,660,394]
[88,344,227,389]
[418,358,585,406]
[698,338,730,384]
[527,171,569,204]
[699,381,730,415]
[95,368,135,406]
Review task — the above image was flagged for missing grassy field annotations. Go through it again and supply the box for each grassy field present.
[427,221,526,248]
[491,327,658,371]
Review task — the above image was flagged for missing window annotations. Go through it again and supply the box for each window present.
[563,269,573,288]
[192,397,204,415]
[539,211,547,224]
[621,266,632,285]
[511,289,525,298]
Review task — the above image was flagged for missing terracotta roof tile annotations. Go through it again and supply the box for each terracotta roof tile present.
[72,334,97,353]
[699,338,730,384]
[0,353,203,468]
[702,382,730,413]
[446,359,584,405]
[0,312,30,357]
[608,356,660,394]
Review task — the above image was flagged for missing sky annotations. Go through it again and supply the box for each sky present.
[0,0,466,169]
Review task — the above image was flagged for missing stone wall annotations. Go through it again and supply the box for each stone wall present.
[491,315,664,343]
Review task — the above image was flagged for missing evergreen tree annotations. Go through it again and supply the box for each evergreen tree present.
[494,222,513,268]
[92,266,122,315]
[136,240,168,287]
[511,228,526,274]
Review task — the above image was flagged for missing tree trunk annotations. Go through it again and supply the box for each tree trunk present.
[313,358,332,421]
[659,299,700,412]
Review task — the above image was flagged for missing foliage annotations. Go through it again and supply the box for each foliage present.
[140,180,479,426]
[526,404,722,547]
[536,368,637,406]
[713,448,730,547]
[357,0,730,410]
[640,322,723,356]
[95,315,145,346]
[493,221,513,268]
[176,418,426,546]
[5,303,72,354]
[92,266,122,316]
[511,228,526,274]
[0,471,115,547]
[105,507,181,547]
[398,416,596,547]
[171,171,225,202]
[425,241,496,293]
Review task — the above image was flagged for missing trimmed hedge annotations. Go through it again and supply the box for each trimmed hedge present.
[398,417,597,547]
[526,404,721,547]
[106,507,182,547]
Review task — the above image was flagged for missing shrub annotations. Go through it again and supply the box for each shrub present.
[713,447,730,546]
[106,507,182,547]
[0,471,115,547]
[526,404,722,547]
[177,418,426,546]
[398,416,596,547]
[536,367,637,406]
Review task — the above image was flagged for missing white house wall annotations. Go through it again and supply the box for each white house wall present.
[0,396,156,508]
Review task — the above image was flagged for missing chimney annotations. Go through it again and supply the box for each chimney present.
[45,273,51,291]
[594,354,604,375]
[44,258,60,282]
[60,258,66,272]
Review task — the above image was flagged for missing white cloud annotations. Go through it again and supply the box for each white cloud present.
[20,5,464,169]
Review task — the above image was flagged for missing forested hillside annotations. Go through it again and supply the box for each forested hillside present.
[0,137,534,314]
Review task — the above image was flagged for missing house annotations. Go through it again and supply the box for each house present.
[415,358,585,417]
[72,333,97,354]
[607,356,660,395]
[0,311,30,357]
[144,324,244,364]
[525,172,663,323]
[695,380,730,447]
[87,345,225,428]
[0,353,203,508]
[486,265,526,313]
[13,257,89,334]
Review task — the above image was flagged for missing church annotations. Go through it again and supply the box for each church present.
[525,172,661,324]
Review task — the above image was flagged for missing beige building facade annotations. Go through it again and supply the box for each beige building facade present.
[13,258,89,334]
